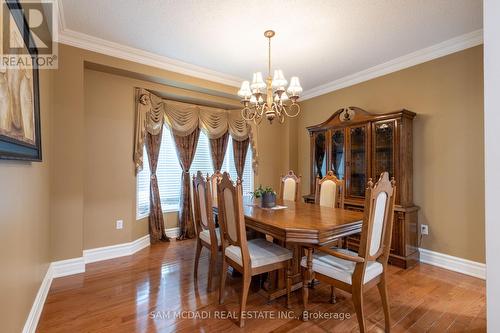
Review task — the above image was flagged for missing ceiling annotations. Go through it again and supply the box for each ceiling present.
[59,0,483,97]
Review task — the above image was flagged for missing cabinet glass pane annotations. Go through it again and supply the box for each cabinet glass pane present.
[374,122,395,178]
[331,129,345,179]
[349,127,366,197]
[314,132,327,179]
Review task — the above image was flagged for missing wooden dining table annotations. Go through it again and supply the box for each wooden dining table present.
[215,198,365,301]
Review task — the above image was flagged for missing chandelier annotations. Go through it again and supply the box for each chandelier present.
[238,30,303,124]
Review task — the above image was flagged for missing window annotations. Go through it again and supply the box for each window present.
[136,127,254,219]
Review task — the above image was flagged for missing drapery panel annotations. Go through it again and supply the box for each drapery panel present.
[232,137,250,179]
[145,127,169,243]
[173,128,200,240]
[134,88,258,175]
[209,131,229,172]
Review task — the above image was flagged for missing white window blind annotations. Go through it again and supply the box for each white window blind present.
[136,127,254,219]
[221,138,254,197]
[136,145,150,218]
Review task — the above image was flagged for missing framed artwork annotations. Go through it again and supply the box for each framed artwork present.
[0,0,42,161]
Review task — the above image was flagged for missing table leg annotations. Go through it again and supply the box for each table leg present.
[302,247,313,320]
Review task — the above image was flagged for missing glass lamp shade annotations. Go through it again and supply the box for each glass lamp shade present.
[272,69,287,89]
[250,72,266,91]
[237,81,252,99]
[287,76,303,96]
[249,95,257,104]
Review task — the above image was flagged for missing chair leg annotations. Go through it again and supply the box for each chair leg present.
[286,260,292,309]
[207,250,217,292]
[219,258,228,305]
[239,273,251,328]
[194,239,202,281]
[330,286,337,304]
[352,284,366,333]
[377,275,391,332]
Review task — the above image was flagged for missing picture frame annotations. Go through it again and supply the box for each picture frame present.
[0,0,42,161]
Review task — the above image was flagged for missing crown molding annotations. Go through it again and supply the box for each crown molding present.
[57,29,243,88]
[301,29,483,100]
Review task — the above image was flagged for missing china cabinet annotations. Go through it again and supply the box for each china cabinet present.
[304,107,419,268]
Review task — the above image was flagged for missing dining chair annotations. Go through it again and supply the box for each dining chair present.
[217,172,293,328]
[193,171,221,291]
[314,170,345,208]
[302,172,396,333]
[279,170,302,202]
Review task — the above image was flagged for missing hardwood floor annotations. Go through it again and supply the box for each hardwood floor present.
[37,239,486,332]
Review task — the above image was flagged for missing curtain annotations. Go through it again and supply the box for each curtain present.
[209,131,229,172]
[232,137,250,179]
[145,128,169,243]
[135,89,258,175]
[173,128,200,240]
[134,88,260,241]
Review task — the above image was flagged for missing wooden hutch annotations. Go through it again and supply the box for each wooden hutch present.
[304,107,419,268]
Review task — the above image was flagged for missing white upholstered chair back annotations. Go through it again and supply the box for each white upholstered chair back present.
[217,172,247,249]
[192,171,216,236]
[319,180,337,207]
[210,172,222,207]
[359,172,396,261]
[283,178,296,201]
[279,170,301,202]
[315,171,344,208]
[197,183,209,228]
[369,192,388,256]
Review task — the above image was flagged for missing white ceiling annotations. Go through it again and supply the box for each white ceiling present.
[59,0,483,95]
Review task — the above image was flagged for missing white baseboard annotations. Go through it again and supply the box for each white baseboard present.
[51,257,85,278]
[83,234,150,264]
[419,248,486,280]
[165,227,180,238]
[22,235,152,332]
[22,265,53,333]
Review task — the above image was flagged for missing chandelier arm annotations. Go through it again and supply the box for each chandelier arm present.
[282,103,301,118]
[241,105,259,121]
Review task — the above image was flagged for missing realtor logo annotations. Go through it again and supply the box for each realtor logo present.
[1,0,58,69]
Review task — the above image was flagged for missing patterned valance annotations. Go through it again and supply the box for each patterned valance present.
[134,88,258,174]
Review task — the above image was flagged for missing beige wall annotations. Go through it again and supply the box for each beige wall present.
[51,45,85,260]
[51,43,255,256]
[82,67,287,248]
[298,46,485,262]
[83,68,220,248]
[75,46,282,248]
[0,70,53,332]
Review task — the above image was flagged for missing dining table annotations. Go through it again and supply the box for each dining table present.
[215,197,365,301]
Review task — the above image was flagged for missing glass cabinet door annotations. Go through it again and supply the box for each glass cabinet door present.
[330,129,345,180]
[373,120,396,178]
[348,126,368,198]
[313,131,327,180]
